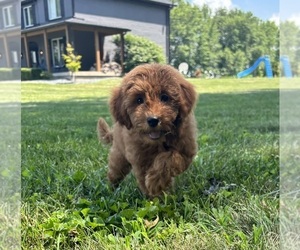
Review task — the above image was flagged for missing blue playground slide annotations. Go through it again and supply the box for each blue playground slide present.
[237,56,273,78]
[280,56,292,77]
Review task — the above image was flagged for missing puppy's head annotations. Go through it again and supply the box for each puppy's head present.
[110,64,197,142]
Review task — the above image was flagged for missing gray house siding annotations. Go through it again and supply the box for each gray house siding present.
[63,0,74,18]
[21,0,73,27]
[0,0,21,28]
[0,0,21,68]
[32,0,46,25]
[74,0,171,60]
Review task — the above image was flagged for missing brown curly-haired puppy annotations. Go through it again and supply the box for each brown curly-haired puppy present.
[97,64,198,197]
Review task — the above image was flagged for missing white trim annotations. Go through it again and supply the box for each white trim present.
[47,0,62,20]
[2,5,15,28]
[23,5,34,28]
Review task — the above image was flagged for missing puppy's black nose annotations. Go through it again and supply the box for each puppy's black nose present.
[147,117,159,127]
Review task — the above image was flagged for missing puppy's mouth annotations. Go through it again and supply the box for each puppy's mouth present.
[148,131,162,140]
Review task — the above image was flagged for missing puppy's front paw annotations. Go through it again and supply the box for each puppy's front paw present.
[145,167,172,197]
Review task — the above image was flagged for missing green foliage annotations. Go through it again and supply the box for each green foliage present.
[1,67,51,81]
[21,68,43,80]
[0,68,12,80]
[171,2,221,74]
[63,43,82,79]
[0,68,20,80]
[21,68,31,81]
[31,68,42,79]
[113,34,166,72]
[21,78,279,249]
[280,21,300,76]
[170,1,279,77]
[40,71,53,80]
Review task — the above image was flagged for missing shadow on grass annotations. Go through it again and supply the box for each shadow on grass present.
[22,97,111,141]
[22,89,279,135]
[196,89,279,134]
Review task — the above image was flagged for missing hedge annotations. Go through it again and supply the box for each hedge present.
[0,68,53,80]
[21,68,43,80]
[0,68,20,80]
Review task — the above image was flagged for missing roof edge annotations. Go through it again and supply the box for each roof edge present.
[131,0,174,7]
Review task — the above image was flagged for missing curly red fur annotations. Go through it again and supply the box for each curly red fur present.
[97,64,198,197]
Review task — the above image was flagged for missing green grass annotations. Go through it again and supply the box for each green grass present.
[0,83,21,249]
[21,78,279,249]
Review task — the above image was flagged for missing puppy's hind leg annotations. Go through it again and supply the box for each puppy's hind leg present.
[107,147,131,188]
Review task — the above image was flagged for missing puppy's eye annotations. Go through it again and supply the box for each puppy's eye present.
[160,94,169,102]
[137,97,144,105]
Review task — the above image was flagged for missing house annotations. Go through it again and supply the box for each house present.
[20,0,173,73]
[0,0,21,69]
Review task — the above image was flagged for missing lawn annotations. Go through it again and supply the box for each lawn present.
[21,77,279,249]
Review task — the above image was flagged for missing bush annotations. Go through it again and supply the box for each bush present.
[21,68,43,80]
[0,68,49,80]
[31,68,42,79]
[113,34,166,73]
[11,68,20,79]
[0,68,20,80]
[21,68,31,80]
[40,71,53,80]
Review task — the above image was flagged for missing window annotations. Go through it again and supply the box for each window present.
[51,38,64,68]
[23,5,34,27]
[47,0,61,20]
[2,5,15,28]
[11,51,19,64]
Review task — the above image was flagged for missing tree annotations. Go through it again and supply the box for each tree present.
[214,8,279,76]
[280,21,300,76]
[62,43,82,82]
[170,0,201,70]
[113,34,166,73]
[169,1,279,77]
[195,6,222,74]
[261,21,280,76]
[170,1,221,74]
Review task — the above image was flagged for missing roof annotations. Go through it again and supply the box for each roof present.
[132,0,173,7]
[145,0,173,5]
[66,17,131,34]
[21,18,130,36]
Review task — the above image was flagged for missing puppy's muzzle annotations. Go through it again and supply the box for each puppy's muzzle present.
[147,117,159,128]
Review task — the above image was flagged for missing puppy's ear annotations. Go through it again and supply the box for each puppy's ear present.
[179,80,197,118]
[110,87,132,129]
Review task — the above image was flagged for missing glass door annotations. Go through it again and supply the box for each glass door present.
[51,38,64,68]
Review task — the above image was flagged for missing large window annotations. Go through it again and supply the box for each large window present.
[2,5,15,28]
[47,0,61,20]
[23,5,34,27]
[51,38,64,68]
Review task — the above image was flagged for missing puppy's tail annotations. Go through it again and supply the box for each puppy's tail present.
[97,118,113,144]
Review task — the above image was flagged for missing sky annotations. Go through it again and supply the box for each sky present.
[188,0,300,26]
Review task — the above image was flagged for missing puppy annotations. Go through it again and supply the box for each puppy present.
[97,64,198,197]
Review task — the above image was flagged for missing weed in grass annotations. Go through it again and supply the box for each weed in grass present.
[21,78,279,249]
